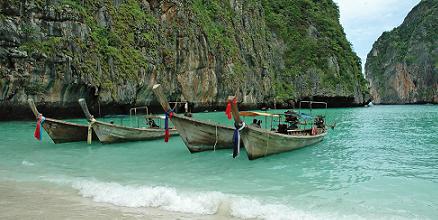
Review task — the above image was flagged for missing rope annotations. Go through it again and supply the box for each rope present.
[264,132,270,157]
[213,125,218,151]
[87,118,96,144]
[232,121,246,158]
[34,114,46,141]
[164,109,173,142]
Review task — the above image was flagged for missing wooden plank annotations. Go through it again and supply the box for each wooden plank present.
[153,84,235,152]
[227,96,328,160]
[92,121,178,143]
[28,98,94,144]
[172,115,234,152]
[78,97,178,143]
[242,127,327,160]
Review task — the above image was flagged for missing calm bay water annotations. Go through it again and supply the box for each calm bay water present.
[0,105,437,219]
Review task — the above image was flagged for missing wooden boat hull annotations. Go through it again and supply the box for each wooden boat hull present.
[91,121,178,143]
[42,119,93,144]
[241,126,327,160]
[172,115,235,152]
[28,98,95,144]
[151,84,235,152]
[78,98,178,144]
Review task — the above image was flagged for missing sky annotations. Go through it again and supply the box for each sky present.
[332,0,421,69]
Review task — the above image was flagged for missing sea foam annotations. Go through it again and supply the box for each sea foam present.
[21,160,35,166]
[71,179,224,215]
[66,180,346,219]
[46,177,362,220]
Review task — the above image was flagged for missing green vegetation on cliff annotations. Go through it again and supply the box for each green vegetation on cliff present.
[83,0,157,85]
[262,0,367,100]
[190,0,247,88]
[188,0,368,101]
[16,0,157,94]
[365,0,438,104]
[1,0,369,109]
[192,0,238,56]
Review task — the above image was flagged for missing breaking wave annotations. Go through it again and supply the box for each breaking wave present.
[21,160,35,166]
[44,177,362,220]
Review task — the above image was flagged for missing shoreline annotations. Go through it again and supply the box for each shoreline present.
[0,180,239,220]
[2,102,437,122]
[0,97,372,121]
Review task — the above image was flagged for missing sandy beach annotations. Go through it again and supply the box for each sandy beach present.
[0,181,239,220]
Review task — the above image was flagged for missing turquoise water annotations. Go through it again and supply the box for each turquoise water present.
[1,105,437,219]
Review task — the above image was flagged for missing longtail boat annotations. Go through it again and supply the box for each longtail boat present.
[152,84,235,152]
[78,98,178,143]
[228,97,328,160]
[28,98,95,143]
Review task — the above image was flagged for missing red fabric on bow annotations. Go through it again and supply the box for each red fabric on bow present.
[226,98,236,120]
[34,114,45,141]
[164,111,173,142]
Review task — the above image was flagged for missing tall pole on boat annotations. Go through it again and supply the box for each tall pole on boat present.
[78,98,95,144]
[78,98,94,121]
[228,96,244,158]
[152,84,171,112]
[27,98,40,119]
[227,96,243,126]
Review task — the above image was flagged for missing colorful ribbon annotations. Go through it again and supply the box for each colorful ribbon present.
[225,101,232,120]
[34,114,46,141]
[164,110,173,142]
[311,126,318,135]
[225,98,237,120]
[232,121,245,158]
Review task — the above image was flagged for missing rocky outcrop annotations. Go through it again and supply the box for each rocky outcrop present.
[0,0,369,120]
[365,0,438,104]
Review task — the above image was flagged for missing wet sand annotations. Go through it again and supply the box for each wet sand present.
[0,181,239,220]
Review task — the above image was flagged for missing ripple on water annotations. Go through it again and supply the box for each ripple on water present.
[0,105,437,219]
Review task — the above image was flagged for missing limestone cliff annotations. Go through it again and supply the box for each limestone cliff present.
[365,0,438,104]
[0,0,368,120]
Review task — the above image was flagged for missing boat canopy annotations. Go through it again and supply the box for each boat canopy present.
[145,115,166,119]
[239,111,280,117]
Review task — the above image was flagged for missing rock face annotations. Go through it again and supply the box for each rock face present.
[0,0,369,120]
[365,0,438,104]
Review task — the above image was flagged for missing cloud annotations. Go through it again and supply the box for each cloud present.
[335,0,402,23]
[332,0,420,68]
